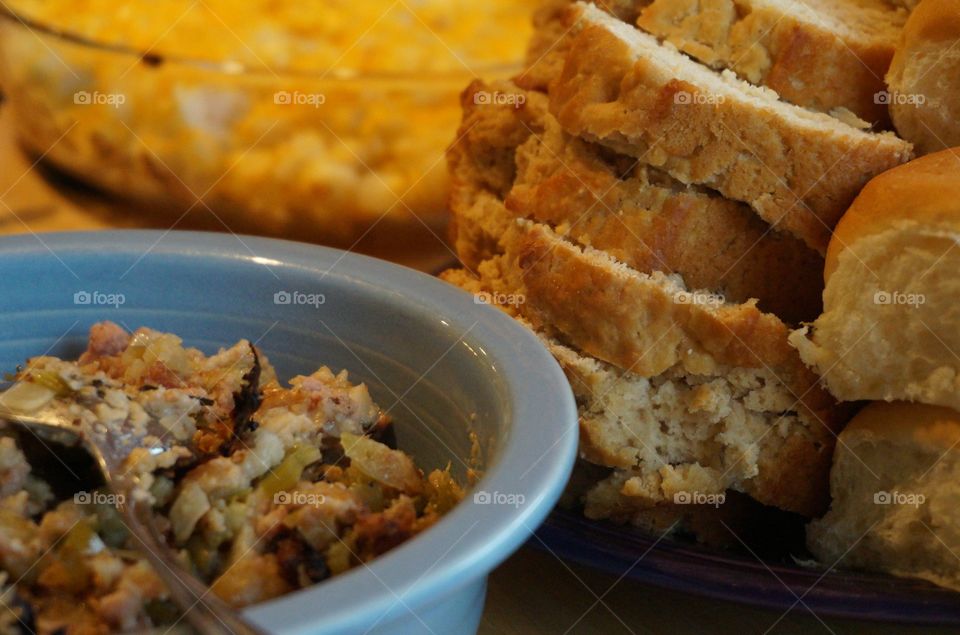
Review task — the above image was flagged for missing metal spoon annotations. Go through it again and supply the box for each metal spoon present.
[0,389,266,635]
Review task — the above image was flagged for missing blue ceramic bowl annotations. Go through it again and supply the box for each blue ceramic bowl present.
[0,231,578,635]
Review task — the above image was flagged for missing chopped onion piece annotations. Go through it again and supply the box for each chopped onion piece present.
[0,381,57,412]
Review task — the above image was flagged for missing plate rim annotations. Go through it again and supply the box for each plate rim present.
[534,508,960,627]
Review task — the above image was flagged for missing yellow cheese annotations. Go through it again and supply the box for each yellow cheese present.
[9,0,537,74]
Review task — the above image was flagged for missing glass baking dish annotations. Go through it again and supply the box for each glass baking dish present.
[0,5,525,245]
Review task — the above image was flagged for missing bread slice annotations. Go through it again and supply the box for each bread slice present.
[808,402,960,591]
[449,79,824,323]
[556,332,840,516]
[574,463,795,548]
[447,82,552,271]
[634,0,907,125]
[520,0,645,92]
[516,222,816,384]
[549,2,914,254]
[441,223,848,516]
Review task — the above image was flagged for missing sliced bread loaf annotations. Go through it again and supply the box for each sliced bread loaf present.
[635,0,907,124]
[516,222,812,382]
[553,331,839,516]
[441,222,848,516]
[549,2,914,254]
[520,0,645,91]
[449,79,824,323]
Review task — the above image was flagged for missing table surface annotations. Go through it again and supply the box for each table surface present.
[0,106,949,635]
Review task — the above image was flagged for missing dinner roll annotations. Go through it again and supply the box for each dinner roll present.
[789,149,960,409]
[808,402,960,591]
[886,0,960,155]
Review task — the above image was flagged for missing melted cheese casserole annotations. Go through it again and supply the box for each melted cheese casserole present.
[0,1,537,241]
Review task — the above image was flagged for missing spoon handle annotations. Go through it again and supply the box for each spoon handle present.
[0,408,269,633]
[122,494,268,635]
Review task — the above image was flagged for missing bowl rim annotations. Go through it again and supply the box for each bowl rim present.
[0,229,579,634]
[0,5,524,82]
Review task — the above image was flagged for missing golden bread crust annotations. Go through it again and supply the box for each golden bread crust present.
[636,0,905,125]
[443,4,856,522]
[898,0,960,43]
[886,0,960,154]
[843,401,960,448]
[449,80,824,323]
[549,4,914,254]
[513,221,843,427]
[581,470,778,547]
[446,81,550,268]
[825,148,960,280]
[519,223,793,374]
[520,0,644,92]
[442,265,843,516]
[744,429,833,518]
[808,400,960,591]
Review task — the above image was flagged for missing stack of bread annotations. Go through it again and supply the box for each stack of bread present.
[795,146,960,590]
[441,0,960,571]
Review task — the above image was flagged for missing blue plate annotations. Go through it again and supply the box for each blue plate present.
[535,509,960,626]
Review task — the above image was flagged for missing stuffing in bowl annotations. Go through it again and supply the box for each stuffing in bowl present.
[0,322,464,633]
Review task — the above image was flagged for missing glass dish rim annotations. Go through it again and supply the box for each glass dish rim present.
[0,4,525,83]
